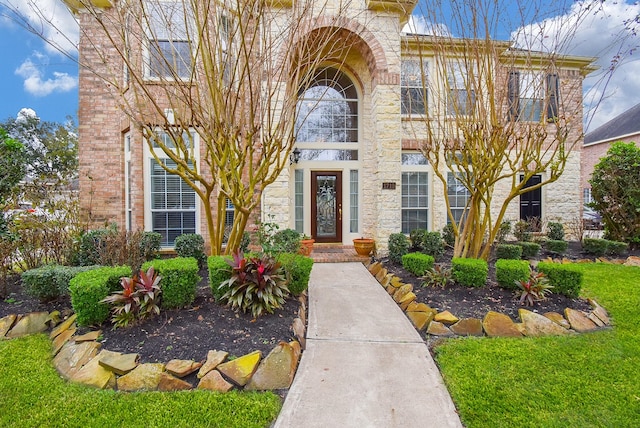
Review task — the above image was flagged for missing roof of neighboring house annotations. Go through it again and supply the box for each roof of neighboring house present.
[585,102,640,145]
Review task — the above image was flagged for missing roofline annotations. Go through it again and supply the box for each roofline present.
[584,131,640,147]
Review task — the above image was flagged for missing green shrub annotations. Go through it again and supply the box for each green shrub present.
[143,257,199,309]
[518,241,541,259]
[388,233,410,264]
[139,231,162,261]
[452,258,488,288]
[545,240,568,255]
[537,262,583,298]
[271,229,301,254]
[495,244,523,260]
[513,221,531,242]
[174,234,207,268]
[277,252,313,295]
[547,222,565,241]
[240,231,251,253]
[208,255,232,301]
[73,228,112,266]
[442,223,455,247]
[495,259,530,289]
[402,253,435,276]
[21,265,100,302]
[409,229,444,257]
[69,266,132,326]
[606,240,629,256]
[582,238,609,256]
[496,220,512,244]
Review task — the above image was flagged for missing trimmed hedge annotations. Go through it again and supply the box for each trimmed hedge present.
[388,233,410,264]
[452,258,488,288]
[21,265,101,302]
[518,241,541,259]
[143,257,199,309]
[537,262,583,298]
[495,259,530,289]
[545,240,568,255]
[607,240,629,256]
[208,255,232,301]
[69,266,132,326]
[582,238,629,257]
[495,244,523,260]
[402,253,435,276]
[277,253,314,295]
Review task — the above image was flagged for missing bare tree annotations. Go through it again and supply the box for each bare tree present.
[403,0,601,259]
[10,0,362,254]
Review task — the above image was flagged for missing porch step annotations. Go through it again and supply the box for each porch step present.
[310,245,371,263]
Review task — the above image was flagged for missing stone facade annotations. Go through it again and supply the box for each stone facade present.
[71,0,594,254]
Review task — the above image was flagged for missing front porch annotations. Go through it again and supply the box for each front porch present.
[309,244,372,263]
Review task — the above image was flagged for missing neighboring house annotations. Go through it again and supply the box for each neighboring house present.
[582,103,640,213]
[66,0,595,251]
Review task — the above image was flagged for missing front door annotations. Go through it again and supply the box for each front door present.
[520,174,542,229]
[311,171,342,243]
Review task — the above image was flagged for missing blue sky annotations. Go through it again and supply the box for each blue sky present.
[1,1,639,131]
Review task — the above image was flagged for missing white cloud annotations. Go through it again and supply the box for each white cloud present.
[513,1,640,131]
[2,0,79,56]
[403,16,452,37]
[15,54,77,96]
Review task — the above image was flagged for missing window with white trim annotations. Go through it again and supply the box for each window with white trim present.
[401,152,430,233]
[401,60,427,115]
[447,172,471,224]
[124,133,132,231]
[447,62,475,116]
[508,71,559,121]
[145,1,192,80]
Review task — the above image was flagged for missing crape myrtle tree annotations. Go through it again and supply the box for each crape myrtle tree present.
[16,0,362,255]
[403,0,599,260]
[589,141,640,247]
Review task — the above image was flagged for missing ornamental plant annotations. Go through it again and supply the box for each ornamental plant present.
[422,264,453,288]
[101,267,162,329]
[219,250,289,318]
[516,271,553,306]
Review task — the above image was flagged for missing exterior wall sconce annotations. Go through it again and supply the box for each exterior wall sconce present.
[290,147,301,165]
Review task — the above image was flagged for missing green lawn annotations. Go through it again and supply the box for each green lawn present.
[435,263,640,427]
[0,334,280,428]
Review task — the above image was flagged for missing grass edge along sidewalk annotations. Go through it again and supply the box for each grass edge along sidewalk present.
[434,263,640,428]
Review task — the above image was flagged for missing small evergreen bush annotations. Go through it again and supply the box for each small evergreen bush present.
[21,265,100,302]
[277,252,313,295]
[495,244,523,260]
[546,222,565,241]
[409,229,444,258]
[513,221,531,242]
[388,233,410,264]
[545,240,568,255]
[495,259,530,289]
[518,241,541,259]
[208,255,232,301]
[582,238,609,256]
[402,253,435,276]
[606,240,629,256]
[451,258,488,288]
[73,228,112,266]
[69,265,132,326]
[271,229,301,254]
[537,262,583,298]
[174,234,207,268]
[496,220,512,244]
[139,231,162,261]
[143,257,199,309]
[442,223,455,247]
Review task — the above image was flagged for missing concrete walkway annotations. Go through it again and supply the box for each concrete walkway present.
[273,263,463,428]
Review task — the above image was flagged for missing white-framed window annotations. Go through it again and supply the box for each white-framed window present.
[223,198,234,243]
[447,62,475,116]
[401,152,430,233]
[447,172,471,224]
[124,133,132,231]
[146,129,198,247]
[583,187,593,205]
[401,60,427,115]
[508,71,559,121]
[145,0,192,80]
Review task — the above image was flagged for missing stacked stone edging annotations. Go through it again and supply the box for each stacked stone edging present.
[0,293,308,393]
[364,258,635,339]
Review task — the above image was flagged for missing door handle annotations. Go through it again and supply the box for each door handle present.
[339,204,342,221]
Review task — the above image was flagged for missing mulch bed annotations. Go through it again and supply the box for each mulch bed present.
[0,269,300,365]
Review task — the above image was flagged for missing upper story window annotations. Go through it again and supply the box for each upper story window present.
[401,60,427,115]
[145,1,192,80]
[447,62,475,116]
[295,68,358,144]
[508,70,559,122]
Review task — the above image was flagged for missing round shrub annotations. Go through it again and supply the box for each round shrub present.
[208,255,232,301]
[546,222,565,241]
[451,258,488,288]
[518,241,541,259]
[582,238,609,256]
[174,234,206,268]
[606,240,629,256]
[271,229,301,254]
[402,253,435,277]
[545,240,568,255]
[495,259,530,289]
[409,229,444,258]
[388,233,410,264]
[139,231,162,261]
[495,244,523,260]
[277,252,313,295]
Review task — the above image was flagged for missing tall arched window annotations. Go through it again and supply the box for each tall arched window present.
[295,68,358,160]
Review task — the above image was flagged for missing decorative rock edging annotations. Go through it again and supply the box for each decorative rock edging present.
[365,260,619,339]
[0,293,308,393]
